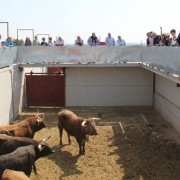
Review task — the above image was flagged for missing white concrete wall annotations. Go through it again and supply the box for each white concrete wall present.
[0,67,14,125]
[154,75,180,133]
[66,67,153,106]
[0,65,46,125]
[0,65,27,125]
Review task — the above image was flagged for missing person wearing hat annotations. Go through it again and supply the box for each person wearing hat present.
[116,35,126,46]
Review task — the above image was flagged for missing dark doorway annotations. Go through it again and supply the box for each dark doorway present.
[26,71,65,106]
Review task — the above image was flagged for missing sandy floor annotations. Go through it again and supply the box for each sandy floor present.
[15,106,180,180]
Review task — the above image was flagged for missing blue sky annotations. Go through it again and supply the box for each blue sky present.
[1,0,180,44]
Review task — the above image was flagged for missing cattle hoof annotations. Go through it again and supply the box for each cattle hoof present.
[58,143,63,147]
[79,152,85,155]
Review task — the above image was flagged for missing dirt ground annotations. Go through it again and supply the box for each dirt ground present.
[16,106,180,180]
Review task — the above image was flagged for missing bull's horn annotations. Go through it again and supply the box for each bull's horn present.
[82,120,87,127]
[38,144,42,151]
[42,113,44,120]
[37,118,42,122]
[92,118,101,120]
[43,135,51,142]
[36,109,39,117]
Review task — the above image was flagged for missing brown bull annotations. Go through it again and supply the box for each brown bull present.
[58,109,98,155]
[0,111,46,138]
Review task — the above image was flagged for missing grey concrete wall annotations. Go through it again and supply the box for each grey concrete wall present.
[154,75,180,133]
[66,67,153,106]
[11,66,26,119]
[0,47,17,68]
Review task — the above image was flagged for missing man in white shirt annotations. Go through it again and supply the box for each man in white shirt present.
[47,37,54,46]
[116,36,126,46]
[55,37,64,46]
[75,36,84,46]
[105,33,115,46]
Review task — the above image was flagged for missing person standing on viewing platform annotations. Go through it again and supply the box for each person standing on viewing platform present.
[33,36,40,46]
[147,32,154,46]
[170,29,177,46]
[151,32,160,46]
[40,37,48,46]
[159,33,166,46]
[1,41,6,48]
[164,33,171,46]
[105,33,115,46]
[5,37,13,47]
[116,35,126,46]
[87,32,99,46]
[176,32,180,46]
[75,36,84,46]
[55,36,64,46]
[146,32,152,46]
[47,37,54,46]
[24,37,32,46]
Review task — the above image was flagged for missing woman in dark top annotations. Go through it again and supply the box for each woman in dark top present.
[40,37,48,46]
[25,37,32,46]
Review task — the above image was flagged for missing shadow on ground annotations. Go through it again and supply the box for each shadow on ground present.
[48,145,82,179]
[109,117,180,180]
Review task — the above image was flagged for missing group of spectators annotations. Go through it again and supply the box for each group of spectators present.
[0,32,126,48]
[146,29,180,47]
[26,32,126,47]
[2,29,180,48]
[87,33,126,46]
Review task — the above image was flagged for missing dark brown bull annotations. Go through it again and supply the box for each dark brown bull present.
[0,111,46,138]
[1,169,30,180]
[58,109,98,155]
[0,134,55,160]
[0,145,35,178]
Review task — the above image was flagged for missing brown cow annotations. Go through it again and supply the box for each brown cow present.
[1,169,30,180]
[0,111,46,138]
[58,109,98,155]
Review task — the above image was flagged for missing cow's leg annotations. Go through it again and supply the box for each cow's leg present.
[76,137,82,155]
[67,133,71,144]
[82,138,86,154]
[58,122,63,145]
[0,129,11,136]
